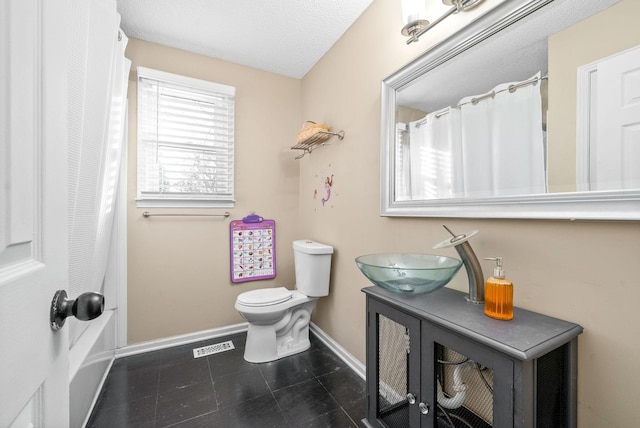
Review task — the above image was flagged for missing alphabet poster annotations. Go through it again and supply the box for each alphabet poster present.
[229,214,276,283]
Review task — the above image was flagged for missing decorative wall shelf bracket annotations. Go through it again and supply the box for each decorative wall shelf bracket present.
[291,130,344,159]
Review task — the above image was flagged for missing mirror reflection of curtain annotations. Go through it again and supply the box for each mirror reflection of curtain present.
[395,123,412,200]
[460,95,494,198]
[409,108,463,199]
[460,72,546,197]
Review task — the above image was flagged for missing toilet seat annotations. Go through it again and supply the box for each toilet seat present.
[237,287,292,307]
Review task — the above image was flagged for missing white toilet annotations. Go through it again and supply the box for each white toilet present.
[234,240,333,363]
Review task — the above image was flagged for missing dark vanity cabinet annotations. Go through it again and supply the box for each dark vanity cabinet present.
[362,286,583,428]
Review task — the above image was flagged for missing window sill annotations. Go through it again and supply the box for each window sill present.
[135,198,235,209]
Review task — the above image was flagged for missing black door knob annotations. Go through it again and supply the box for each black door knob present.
[50,290,105,331]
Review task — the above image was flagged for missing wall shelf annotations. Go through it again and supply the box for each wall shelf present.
[291,129,344,159]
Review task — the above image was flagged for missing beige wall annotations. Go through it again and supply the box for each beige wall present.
[547,0,640,192]
[302,0,640,427]
[125,39,302,343]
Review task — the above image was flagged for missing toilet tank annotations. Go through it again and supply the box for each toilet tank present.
[293,240,334,297]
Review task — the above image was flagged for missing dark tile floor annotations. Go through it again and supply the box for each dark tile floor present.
[87,332,366,427]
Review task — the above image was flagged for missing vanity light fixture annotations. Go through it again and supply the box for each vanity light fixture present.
[402,0,485,44]
[401,0,429,43]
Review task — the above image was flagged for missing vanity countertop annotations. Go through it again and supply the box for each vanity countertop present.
[363,286,583,361]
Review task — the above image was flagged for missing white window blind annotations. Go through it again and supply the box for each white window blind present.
[137,67,235,208]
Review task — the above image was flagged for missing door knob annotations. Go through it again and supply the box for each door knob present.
[50,290,104,331]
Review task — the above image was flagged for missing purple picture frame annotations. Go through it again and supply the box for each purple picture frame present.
[230,214,276,283]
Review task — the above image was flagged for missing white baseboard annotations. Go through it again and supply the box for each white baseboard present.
[115,321,366,382]
[310,322,366,380]
[115,322,249,358]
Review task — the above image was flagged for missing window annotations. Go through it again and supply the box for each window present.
[136,67,235,208]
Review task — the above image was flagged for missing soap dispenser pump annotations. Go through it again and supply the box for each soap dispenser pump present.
[484,257,513,320]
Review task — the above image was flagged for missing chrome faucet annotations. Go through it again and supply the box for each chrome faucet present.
[433,225,484,304]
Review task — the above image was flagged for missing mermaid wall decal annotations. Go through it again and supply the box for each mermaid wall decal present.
[321,174,334,206]
[313,164,336,209]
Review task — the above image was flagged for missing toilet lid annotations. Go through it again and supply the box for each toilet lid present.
[237,287,293,307]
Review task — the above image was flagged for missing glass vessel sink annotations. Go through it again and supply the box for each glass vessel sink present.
[355,253,463,294]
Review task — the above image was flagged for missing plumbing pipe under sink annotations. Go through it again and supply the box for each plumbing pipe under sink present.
[437,362,468,409]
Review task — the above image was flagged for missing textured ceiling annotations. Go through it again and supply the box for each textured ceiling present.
[116,0,374,79]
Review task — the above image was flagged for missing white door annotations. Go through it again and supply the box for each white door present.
[594,45,640,190]
[0,0,72,426]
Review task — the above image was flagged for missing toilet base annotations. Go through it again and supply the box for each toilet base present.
[243,317,312,363]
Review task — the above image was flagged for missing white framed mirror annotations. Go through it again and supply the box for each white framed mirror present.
[381,0,640,220]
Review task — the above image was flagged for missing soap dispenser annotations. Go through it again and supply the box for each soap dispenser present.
[484,257,513,320]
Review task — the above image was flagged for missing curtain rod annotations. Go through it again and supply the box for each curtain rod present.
[142,211,230,218]
[415,74,548,127]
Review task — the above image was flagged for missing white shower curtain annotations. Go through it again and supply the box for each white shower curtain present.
[460,72,546,197]
[68,0,131,345]
[459,93,494,198]
[395,123,412,201]
[409,107,463,199]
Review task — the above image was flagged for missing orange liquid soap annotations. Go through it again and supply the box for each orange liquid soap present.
[484,257,513,321]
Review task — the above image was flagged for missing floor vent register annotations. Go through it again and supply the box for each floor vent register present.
[193,340,235,358]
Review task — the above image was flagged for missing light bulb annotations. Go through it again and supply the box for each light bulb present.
[402,0,428,26]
